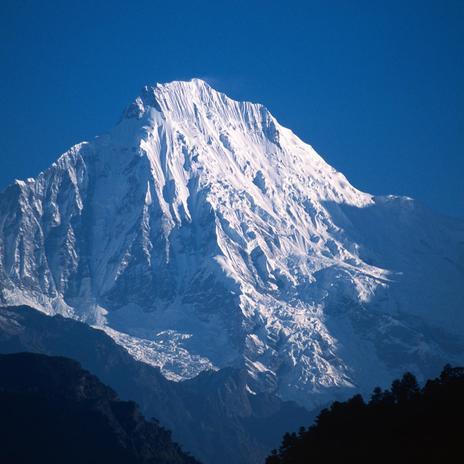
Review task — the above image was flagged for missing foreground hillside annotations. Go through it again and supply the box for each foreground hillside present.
[0,305,312,464]
[0,352,198,464]
[267,365,464,463]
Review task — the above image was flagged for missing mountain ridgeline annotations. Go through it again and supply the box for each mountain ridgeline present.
[0,79,463,409]
[267,365,464,463]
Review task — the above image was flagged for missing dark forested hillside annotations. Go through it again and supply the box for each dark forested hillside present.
[0,352,199,464]
[0,305,313,464]
[267,365,464,463]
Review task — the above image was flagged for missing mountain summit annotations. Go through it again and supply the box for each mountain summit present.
[1,79,463,406]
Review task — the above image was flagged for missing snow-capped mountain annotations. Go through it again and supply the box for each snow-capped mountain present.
[1,79,463,407]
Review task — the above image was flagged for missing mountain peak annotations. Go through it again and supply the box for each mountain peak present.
[152,78,216,107]
[155,77,212,91]
[123,78,268,131]
[1,81,463,409]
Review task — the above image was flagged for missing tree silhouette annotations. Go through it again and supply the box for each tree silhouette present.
[391,372,420,403]
[266,365,464,463]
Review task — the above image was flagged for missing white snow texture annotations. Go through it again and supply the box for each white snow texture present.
[1,79,463,407]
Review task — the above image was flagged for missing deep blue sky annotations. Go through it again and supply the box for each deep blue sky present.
[1,0,463,216]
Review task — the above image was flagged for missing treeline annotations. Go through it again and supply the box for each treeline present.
[267,365,464,463]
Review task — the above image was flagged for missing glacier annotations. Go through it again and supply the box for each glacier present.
[0,78,463,407]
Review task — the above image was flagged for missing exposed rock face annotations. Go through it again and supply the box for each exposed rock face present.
[0,79,463,407]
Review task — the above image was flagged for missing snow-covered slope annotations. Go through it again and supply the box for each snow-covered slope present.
[1,79,463,407]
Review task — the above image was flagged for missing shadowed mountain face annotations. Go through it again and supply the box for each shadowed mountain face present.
[0,79,463,407]
[0,305,313,464]
[0,352,199,464]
